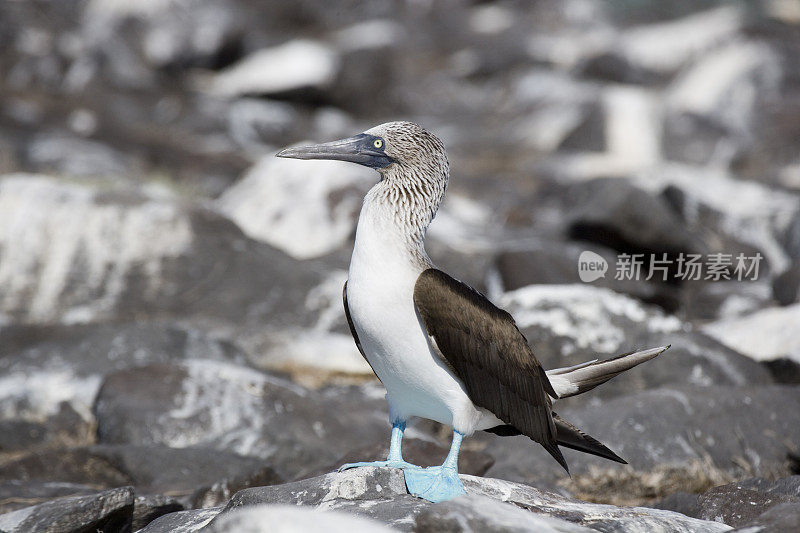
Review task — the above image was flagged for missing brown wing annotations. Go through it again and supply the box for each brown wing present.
[413,268,567,471]
[343,281,381,383]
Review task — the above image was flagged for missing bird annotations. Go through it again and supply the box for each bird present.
[277,121,669,503]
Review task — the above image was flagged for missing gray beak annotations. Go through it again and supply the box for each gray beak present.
[276,134,394,169]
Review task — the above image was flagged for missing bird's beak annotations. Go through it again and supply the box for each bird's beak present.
[276,134,394,169]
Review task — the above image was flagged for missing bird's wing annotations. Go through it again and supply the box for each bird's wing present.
[413,268,567,470]
[343,281,381,383]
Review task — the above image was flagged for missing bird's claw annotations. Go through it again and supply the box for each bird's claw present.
[404,465,466,503]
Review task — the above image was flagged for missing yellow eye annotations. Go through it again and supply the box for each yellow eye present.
[373,139,383,149]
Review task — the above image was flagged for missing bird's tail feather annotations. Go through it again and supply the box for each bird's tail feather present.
[546,345,669,399]
[553,413,626,464]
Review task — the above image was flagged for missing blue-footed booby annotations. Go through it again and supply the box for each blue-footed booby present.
[277,121,669,503]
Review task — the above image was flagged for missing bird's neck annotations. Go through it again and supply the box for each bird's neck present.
[354,165,448,271]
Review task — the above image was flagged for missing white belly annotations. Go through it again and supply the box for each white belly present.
[346,204,501,434]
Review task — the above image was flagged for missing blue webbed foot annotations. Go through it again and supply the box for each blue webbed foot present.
[403,465,466,503]
[337,459,421,472]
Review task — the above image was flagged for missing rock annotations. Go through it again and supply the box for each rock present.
[494,240,667,306]
[651,491,701,520]
[497,283,681,366]
[225,98,301,154]
[773,262,800,305]
[211,468,730,532]
[510,69,599,153]
[330,20,405,115]
[0,486,133,533]
[763,358,800,385]
[664,41,781,167]
[491,279,772,399]
[93,360,388,480]
[693,483,798,527]
[616,5,744,77]
[216,151,373,260]
[0,445,281,503]
[0,321,244,423]
[565,178,706,263]
[137,507,221,533]
[0,402,90,452]
[207,40,340,97]
[0,481,97,514]
[414,495,595,533]
[133,1,242,69]
[568,330,774,399]
[485,385,800,496]
[0,447,129,488]
[633,163,799,277]
[133,494,184,531]
[675,279,774,322]
[654,476,800,528]
[206,504,396,533]
[601,85,662,167]
[0,174,329,364]
[24,133,137,178]
[737,476,800,498]
[735,502,800,532]
[703,304,800,364]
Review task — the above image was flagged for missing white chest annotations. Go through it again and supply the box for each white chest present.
[345,201,490,430]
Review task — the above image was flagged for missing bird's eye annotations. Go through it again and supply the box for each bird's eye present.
[373,139,383,149]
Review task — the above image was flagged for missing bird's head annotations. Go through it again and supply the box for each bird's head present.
[276,121,449,181]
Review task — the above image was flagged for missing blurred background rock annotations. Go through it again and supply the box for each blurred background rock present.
[1,1,800,531]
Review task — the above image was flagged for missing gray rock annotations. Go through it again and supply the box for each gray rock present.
[212,468,730,532]
[773,262,800,305]
[497,283,681,370]
[655,477,800,528]
[485,385,800,493]
[0,176,307,323]
[703,304,800,365]
[133,494,184,532]
[0,445,280,503]
[226,99,301,154]
[82,0,246,71]
[204,504,396,533]
[635,164,798,279]
[614,5,745,78]
[494,240,676,309]
[0,402,90,452]
[734,502,800,533]
[24,133,136,178]
[216,151,373,260]
[0,481,97,514]
[0,175,329,369]
[675,278,775,323]
[0,321,244,424]
[736,476,800,498]
[664,41,780,167]
[137,506,221,533]
[0,486,133,533]
[414,494,594,533]
[207,40,340,97]
[694,483,798,527]
[483,284,773,400]
[565,178,706,263]
[93,360,388,480]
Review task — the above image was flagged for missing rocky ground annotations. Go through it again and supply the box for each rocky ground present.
[1,0,800,532]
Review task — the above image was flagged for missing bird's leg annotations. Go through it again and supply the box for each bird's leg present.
[404,429,467,503]
[338,420,421,471]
